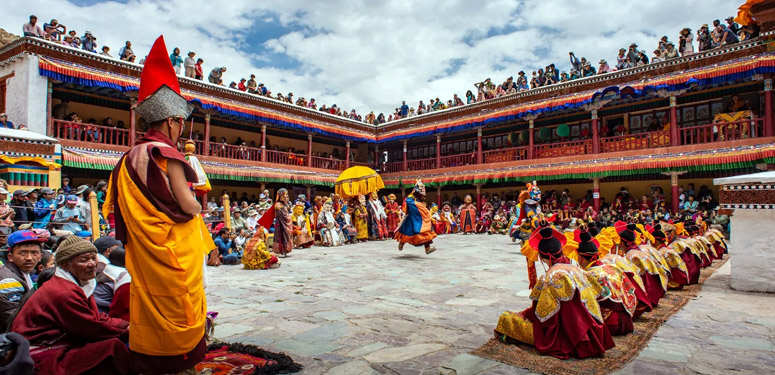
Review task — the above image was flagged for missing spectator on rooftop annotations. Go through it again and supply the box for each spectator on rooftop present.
[698,24,713,51]
[238,78,247,91]
[400,101,409,117]
[658,35,670,53]
[652,49,663,63]
[720,24,740,46]
[170,47,184,75]
[616,48,628,69]
[598,59,613,74]
[711,20,724,48]
[209,67,226,85]
[80,31,96,52]
[581,63,596,77]
[229,82,237,89]
[664,42,678,59]
[119,41,135,62]
[258,83,267,96]
[43,19,66,41]
[184,51,196,78]
[99,45,112,58]
[0,113,14,129]
[569,52,581,72]
[195,58,204,80]
[23,15,43,38]
[637,50,650,65]
[63,30,79,48]
[627,43,639,65]
[247,74,258,93]
[726,16,740,36]
[679,28,694,55]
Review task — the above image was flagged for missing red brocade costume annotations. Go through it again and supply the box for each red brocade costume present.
[495,261,615,359]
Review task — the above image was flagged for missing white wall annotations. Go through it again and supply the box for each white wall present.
[730,209,775,293]
[2,54,48,135]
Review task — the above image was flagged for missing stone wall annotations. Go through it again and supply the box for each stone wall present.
[729,208,775,293]
[0,54,48,134]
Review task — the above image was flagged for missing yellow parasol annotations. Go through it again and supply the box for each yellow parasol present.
[335,166,385,198]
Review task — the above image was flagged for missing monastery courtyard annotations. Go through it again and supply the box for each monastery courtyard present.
[206,235,775,375]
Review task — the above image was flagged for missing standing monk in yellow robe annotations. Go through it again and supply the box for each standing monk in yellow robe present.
[103,35,214,374]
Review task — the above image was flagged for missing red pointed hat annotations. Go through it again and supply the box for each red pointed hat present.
[134,36,193,123]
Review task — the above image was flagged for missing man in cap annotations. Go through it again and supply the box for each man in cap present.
[246,209,259,231]
[74,184,91,225]
[11,190,33,229]
[395,180,437,254]
[231,208,248,232]
[12,236,132,374]
[53,195,88,235]
[103,35,211,372]
[0,230,45,332]
[93,235,124,313]
[32,187,56,229]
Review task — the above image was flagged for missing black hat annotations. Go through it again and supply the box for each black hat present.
[615,220,637,244]
[530,226,566,260]
[93,236,122,254]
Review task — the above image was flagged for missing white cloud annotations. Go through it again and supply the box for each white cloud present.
[1,0,738,116]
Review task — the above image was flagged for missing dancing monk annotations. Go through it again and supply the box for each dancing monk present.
[103,36,213,373]
[395,180,437,254]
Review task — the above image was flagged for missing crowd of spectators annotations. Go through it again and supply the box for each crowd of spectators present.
[20,13,756,127]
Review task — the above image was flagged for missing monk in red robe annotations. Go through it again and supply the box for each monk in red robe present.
[495,226,614,359]
[12,236,132,375]
[458,195,477,234]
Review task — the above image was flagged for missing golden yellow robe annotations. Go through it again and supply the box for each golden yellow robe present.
[104,150,214,356]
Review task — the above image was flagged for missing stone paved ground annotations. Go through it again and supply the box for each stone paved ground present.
[206,234,775,375]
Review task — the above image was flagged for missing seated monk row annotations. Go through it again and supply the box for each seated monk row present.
[495,215,727,360]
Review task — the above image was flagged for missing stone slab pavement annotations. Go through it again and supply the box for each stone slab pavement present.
[205,234,775,374]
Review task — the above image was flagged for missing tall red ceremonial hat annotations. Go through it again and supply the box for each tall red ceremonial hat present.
[133,36,193,123]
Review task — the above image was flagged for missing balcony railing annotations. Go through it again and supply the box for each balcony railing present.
[266,149,306,166]
[601,131,670,153]
[440,153,476,168]
[534,139,592,159]
[483,147,528,163]
[406,158,436,171]
[53,120,129,146]
[312,156,347,171]
[680,118,764,146]
[382,162,403,173]
[210,143,262,161]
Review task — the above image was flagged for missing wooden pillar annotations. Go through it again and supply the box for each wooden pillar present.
[345,141,351,168]
[306,185,311,199]
[765,79,773,137]
[476,184,482,211]
[437,185,442,207]
[436,134,441,169]
[89,191,100,239]
[402,140,408,172]
[476,128,483,164]
[527,119,535,159]
[670,96,679,146]
[374,143,380,169]
[592,178,600,212]
[261,124,267,162]
[663,171,685,215]
[591,109,600,154]
[203,113,211,156]
[46,80,53,137]
[307,134,313,167]
[129,98,137,148]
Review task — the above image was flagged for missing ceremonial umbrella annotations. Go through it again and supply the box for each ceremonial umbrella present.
[335,166,385,198]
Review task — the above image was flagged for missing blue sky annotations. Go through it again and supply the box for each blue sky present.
[4,0,739,115]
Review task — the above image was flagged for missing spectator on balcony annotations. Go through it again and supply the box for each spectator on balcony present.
[184,51,196,78]
[43,19,66,41]
[51,100,70,120]
[81,31,96,52]
[698,24,712,51]
[99,45,112,58]
[679,28,694,55]
[598,59,613,74]
[626,43,639,66]
[581,63,596,77]
[228,81,237,89]
[258,83,268,96]
[711,20,724,47]
[23,15,44,38]
[209,66,226,85]
[194,58,204,80]
[637,50,650,65]
[0,113,14,129]
[238,78,248,91]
